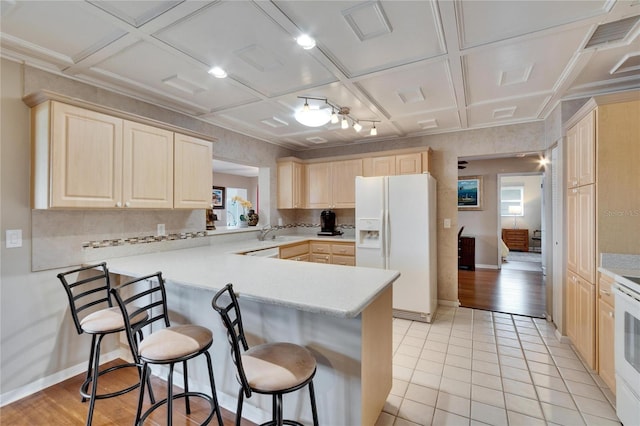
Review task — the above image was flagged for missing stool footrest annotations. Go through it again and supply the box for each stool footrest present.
[139,391,217,425]
[80,362,140,400]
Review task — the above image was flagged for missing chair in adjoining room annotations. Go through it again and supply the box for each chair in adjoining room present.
[110,271,223,426]
[57,262,151,426]
[212,283,319,426]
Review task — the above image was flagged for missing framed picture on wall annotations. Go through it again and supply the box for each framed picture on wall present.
[212,186,225,209]
[458,176,483,211]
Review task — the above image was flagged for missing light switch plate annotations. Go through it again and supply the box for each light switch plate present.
[444,219,451,229]
[6,229,22,248]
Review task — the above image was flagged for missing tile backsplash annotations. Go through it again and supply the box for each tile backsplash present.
[32,209,206,271]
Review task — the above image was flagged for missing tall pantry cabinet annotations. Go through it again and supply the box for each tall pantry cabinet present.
[564,94,640,377]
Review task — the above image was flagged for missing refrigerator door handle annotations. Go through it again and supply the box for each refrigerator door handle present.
[383,208,390,269]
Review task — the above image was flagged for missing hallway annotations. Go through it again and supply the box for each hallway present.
[458,266,546,318]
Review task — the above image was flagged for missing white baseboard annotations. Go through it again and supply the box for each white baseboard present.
[0,349,120,407]
[476,264,499,270]
[438,299,461,307]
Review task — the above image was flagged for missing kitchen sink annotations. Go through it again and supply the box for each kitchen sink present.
[244,247,279,258]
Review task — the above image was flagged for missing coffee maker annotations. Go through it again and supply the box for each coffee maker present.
[318,210,343,236]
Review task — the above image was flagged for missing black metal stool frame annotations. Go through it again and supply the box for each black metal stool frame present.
[212,283,319,426]
[57,262,152,426]
[111,271,223,426]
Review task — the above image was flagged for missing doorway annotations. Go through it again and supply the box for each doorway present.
[499,174,544,273]
[457,155,547,318]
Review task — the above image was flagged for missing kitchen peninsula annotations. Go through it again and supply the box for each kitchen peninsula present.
[101,235,399,426]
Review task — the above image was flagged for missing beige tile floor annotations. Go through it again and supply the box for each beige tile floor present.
[375,306,619,426]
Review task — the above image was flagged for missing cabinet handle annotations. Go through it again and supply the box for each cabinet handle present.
[572,188,578,193]
[600,289,610,295]
[125,201,131,208]
[116,202,122,208]
[608,311,614,318]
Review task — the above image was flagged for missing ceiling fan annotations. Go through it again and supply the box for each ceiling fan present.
[458,160,468,170]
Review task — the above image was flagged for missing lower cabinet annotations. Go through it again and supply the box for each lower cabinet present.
[597,273,616,393]
[305,241,356,266]
[279,242,309,261]
[279,240,355,265]
[566,269,595,369]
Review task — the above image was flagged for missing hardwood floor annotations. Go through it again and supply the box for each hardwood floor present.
[0,360,255,426]
[458,265,546,318]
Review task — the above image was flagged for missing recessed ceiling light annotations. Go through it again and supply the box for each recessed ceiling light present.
[208,66,227,78]
[296,34,316,50]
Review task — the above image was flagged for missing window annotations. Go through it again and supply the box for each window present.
[501,186,524,216]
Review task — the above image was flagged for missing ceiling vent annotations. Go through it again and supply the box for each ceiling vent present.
[585,15,640,48]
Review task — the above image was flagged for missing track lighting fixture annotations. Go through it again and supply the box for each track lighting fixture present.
[330,107,339,124]
[294,97,380,136]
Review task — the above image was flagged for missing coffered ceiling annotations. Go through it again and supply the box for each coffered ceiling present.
[2,1,639,150]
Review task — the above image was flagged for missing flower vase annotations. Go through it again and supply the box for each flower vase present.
[247,209,259,226]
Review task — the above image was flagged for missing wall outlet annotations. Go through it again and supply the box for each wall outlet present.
[6,229,22,248]
[157,224,166,236]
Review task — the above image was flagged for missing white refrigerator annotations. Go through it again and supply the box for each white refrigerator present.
[355,174,437,323]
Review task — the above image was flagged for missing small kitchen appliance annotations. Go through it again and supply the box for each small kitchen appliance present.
[318,210,342,236]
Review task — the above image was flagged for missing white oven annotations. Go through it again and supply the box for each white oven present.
[614,276,640,426]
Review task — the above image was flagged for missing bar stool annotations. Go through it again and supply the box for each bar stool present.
[212,283,319,426]
[110,271,224,425]
[57,262,151,426]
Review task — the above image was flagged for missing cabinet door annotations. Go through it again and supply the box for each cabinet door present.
[364,156,396,177]
[577,277,595,369]
[174,133,212,209]
[122,121,174,209]
[277,160,304,209]
[567,188,578,273]
[50,102,123,208]
[566,125,579,188]
[306,162,331,209]
[577,110,595,186]
[332,159,362,208]
[598,298,616,393]
[395,153,421,175]
[577,185,595,283]
[566,270,578,344]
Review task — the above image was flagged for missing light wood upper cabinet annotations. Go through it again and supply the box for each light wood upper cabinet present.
[306,159,362,209]
[362,150,431,177]
[34,101,124,208]
[577,110,595,187]
[31,99,213,209]
[396,153,422,175]
[306,162,332,209]
[332,159,363,208]
[277,159,305,209]
[174,133,212,209]
[566,109,595,188]
[123,121,174,209]
[363,156,396,177]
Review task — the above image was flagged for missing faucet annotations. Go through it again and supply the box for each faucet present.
[257,224,276,241]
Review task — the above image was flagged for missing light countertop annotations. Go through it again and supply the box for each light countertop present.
[599,253,640,293]
[100,235,397,319]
